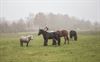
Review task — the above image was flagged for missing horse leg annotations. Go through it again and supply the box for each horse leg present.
[44,40,46,46]
[54,39,57,45]
[26,42,29,47]
[74,35,77,41]
[52,39,54,45]
[67,36,69,44]
[64,36,66,44]
[70,35,72,41]
[20,41,23,47]
[58,37,61,46]
[44,39,48,46]
[71,36,74,41]
[52,39,56,45]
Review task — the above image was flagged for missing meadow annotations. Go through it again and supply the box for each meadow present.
[0,32,100,62]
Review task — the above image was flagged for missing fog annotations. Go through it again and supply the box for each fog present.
[0,0,100,33]
[0,0,100,23]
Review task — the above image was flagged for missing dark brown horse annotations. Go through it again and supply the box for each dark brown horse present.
[56,30,69,44]
[38,29,61,46]
[70,30,77,41]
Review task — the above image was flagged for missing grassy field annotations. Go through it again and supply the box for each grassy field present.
[0,32,100,62]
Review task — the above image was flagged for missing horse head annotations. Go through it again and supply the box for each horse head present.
[27,35,33,40]
[38,29,45,36]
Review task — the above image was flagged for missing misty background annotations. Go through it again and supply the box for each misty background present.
[0,0,100,33]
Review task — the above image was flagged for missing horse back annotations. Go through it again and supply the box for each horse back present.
[56,30,68,37]
[70,30,77,35]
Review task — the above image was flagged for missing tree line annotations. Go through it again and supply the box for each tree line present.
[0,12,100,33]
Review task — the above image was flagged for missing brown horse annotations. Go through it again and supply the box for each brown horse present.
[56,30,69,44]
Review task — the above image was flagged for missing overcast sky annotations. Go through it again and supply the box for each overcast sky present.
[0,0,100,23]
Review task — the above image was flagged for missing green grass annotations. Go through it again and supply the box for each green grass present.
[0,32,100,62]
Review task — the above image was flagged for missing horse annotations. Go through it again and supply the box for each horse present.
[38,29,61,46]
[20,35,33,47]
[70,30,77,41]
[56,30,69,44]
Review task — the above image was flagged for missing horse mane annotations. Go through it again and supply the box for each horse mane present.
[40,29,48,33]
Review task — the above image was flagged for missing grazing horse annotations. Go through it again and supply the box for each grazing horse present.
[20,35,33,47]
[38,29,60,46]
[56,30,69,44]
[70,30,77,41]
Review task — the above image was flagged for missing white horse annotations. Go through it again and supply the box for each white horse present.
[20,35,33,47]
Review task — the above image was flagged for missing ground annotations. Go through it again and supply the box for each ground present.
[0,32,100,62]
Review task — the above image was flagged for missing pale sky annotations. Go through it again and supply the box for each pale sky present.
[0,0,100,23]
